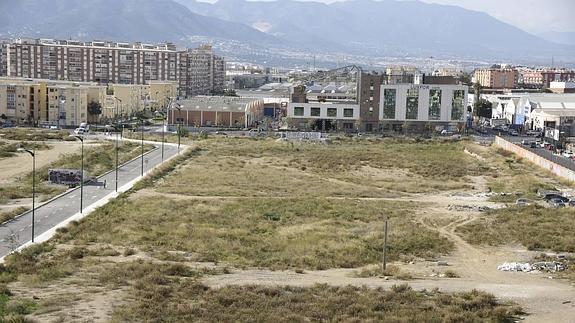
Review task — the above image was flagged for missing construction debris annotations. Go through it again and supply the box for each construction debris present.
[447,205,491,212]
[498,261,567,273]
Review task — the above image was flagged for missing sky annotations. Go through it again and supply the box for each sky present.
[198,0,575,34]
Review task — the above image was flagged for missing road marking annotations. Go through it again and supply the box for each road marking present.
[18,228,25,232]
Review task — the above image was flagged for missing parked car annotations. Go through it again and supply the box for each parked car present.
[569,200,575,207]
[509,129,519,136]
[562,151,574,159]
[529,142,538,149]
[74,128,86,135]
[544,194,569,203]
[549,198,566,208]
[49,125,59,130]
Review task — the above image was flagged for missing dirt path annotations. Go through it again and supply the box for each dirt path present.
[198,174,575,322]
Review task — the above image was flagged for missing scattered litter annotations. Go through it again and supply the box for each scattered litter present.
[562,301,572,305]
[437,261,448,266]
[447,205,491,212]
[497,262,532,272]
[498,261,567,273]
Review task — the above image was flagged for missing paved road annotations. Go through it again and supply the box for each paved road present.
[503,136,575,171]
[0,138,179,258]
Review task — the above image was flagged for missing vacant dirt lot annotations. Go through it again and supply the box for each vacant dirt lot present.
[2,136,574,322]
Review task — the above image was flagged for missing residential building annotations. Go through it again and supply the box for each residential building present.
[0,38,225,98]
[177,44,225,97]
[359,73,384,132]
[0,77,170,126]
[519,68,575,88]
[542,69,575,88]
[474,66,518,89]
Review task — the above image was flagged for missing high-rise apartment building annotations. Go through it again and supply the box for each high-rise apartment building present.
[0,38,225,98]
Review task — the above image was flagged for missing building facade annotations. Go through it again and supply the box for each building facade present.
[0,38,224,98]
[474,67,518,89]
[0,77,177,126]
[379,84,468,131]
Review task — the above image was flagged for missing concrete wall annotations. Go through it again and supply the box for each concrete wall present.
[494,136,575,182]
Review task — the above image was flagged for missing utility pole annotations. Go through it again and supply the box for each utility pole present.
[382,216,389,272]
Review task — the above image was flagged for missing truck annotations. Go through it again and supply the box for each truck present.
[48,169,94,187]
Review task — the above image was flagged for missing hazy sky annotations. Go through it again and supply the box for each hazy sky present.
[198,0,575,34]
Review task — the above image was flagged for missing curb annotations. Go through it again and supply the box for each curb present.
[0,144,189,262]
[1,139,161,226]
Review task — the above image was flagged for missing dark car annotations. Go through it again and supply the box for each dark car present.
[543,194,569,203]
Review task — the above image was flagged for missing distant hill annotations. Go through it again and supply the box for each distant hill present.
[0,0,280,46]
[175,0,575,61]
[539,31,575,46]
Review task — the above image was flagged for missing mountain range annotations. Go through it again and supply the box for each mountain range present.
[0,0,573,66]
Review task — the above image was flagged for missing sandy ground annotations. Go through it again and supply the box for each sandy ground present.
[0,141,82,185]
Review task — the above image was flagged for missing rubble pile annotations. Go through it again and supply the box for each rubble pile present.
[497,261,567,273]
[447,205,491,212]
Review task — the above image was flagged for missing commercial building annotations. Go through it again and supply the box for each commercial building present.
[483,93,575,134]
[379,83,468,131]
[168,96,264,128]
[285,67,468,133]
[474,66,518,89]
[0,38,225,98]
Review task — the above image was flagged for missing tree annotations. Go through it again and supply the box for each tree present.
[474,99,493,119]
[88,101,102,118]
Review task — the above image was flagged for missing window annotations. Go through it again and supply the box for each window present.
[406,88,419,120]
[343,123,354,129]
[383,89,396,119]
[327,108,337,118]
[428,89,441,120]
[310,107,321,117]
[294,106,304,116]
[343,108,354,118]
[451,90,465,120]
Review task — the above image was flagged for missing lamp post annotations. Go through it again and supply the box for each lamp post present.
[174,102,182,154]
[113,97,122,192]
[73,135,84,213]
[18,148,36,242]
[140,117,144,176]
[162,98,172,162]
[58,95,66,129]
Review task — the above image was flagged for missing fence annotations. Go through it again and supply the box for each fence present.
[494,136,575,182]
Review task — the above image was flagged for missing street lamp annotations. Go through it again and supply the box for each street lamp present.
[140,117,145,176]
[17,148,36,242]
[162,98,172,162]
[113,97,122,192]
[174,102,183,154]
[58,95,66,129]
[72,135,84,213]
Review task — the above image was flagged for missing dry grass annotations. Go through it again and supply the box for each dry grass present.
[456,205,575,252]
[157,137,481,197]
[112,281,523,322]
[55,197,452,270]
